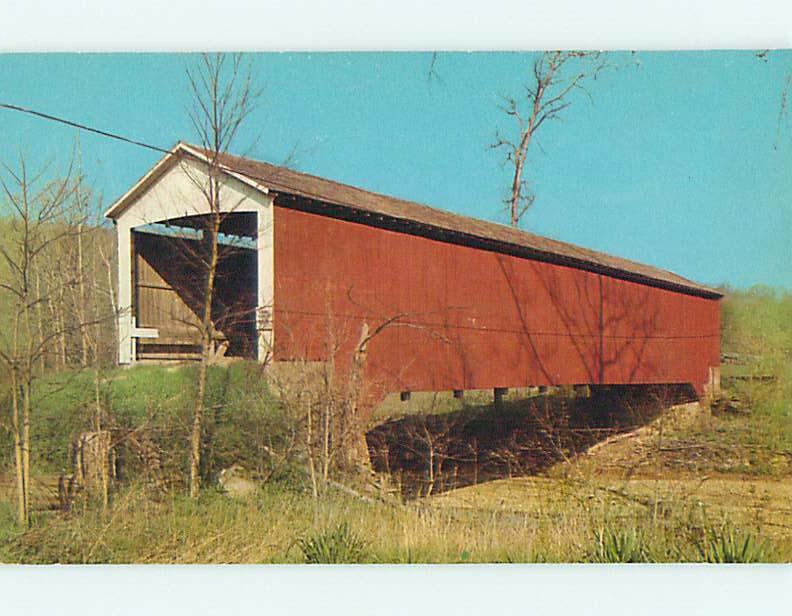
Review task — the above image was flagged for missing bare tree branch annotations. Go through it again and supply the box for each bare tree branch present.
[490,51,614,228]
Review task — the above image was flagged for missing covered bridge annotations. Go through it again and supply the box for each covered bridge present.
[105,142,722,410]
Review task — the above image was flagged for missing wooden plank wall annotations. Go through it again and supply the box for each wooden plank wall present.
[134,232,203,345]
[133,231,258,358]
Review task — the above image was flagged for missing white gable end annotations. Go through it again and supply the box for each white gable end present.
[114,156,270,229]
[113,153,274,365]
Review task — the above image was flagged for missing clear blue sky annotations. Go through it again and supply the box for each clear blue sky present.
[0,51,790,290]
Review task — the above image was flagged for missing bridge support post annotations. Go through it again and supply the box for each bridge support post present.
[573,385,589,397]
[703,366,722,404]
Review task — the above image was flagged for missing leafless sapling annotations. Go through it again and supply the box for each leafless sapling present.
[0,153,98,525]
[183,52,261,498]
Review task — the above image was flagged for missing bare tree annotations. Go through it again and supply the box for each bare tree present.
[74,176,91,366]
[268,308,374,498]
[268,287,454,497]
[775,69,792,148]
[427,52,443,85]
[490,51,610,228]
[0,153,85,525]
[184,52,261,497]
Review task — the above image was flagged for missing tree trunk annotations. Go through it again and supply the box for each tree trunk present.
[509,109,537,227]
[44,293,59,369]
[93,368,109,511]
[21,293,35,527]
[77,223,90,367]
[57,286,67,368]
[99,231,119,363]
[189,355,208,498]
[75,430,112,509]
[342,324,372,470]
[189,206,221,498]
[10,369,27,526]
[34,271,46,372]
[509,153,525,227]
[306,400,318,498]
[21,377,31,526]
[322,392,332,481]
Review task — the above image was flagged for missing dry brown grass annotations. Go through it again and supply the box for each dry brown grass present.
[2,388,790,563]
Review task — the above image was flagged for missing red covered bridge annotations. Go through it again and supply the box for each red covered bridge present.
[106,143,722,413]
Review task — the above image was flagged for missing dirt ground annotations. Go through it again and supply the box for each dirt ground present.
[430,475,792,537]
[372,402,792,538]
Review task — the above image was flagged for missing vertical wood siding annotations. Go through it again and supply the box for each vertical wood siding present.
[273,206,720,404]
[134,232,258,356]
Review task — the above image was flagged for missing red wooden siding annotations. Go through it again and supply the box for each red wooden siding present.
[273,206,720,403]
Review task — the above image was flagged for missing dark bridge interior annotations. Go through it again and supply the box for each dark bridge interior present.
[133,224,257,360]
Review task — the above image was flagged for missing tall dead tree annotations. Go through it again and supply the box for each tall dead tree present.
[491,51,609,228]
[185,53,260,498]
[774,58,792,146]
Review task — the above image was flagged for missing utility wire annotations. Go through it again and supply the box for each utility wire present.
[0,100,288,189]
[0,102,171,155]
[1,100,719,299]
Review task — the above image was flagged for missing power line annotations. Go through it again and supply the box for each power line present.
[0,100,288,190]
[0,102,171,155]
[1,100,720,300]
[0,100,349,219]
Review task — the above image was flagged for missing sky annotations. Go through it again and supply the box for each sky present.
[0,51,790,291]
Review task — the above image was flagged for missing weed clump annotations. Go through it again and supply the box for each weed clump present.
[697,525,774,563]
[298,522,369,564]
[591,524,651,563]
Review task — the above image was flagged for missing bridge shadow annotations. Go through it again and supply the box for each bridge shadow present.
[366,385,695,499]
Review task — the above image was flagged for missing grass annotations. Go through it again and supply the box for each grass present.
[0,500,20,547]
[8,355,792,567]
[591,525,650,563]
[3,470,790,564]
[665,368,792,479]
[718,287,792,455]
[1,286,791,563]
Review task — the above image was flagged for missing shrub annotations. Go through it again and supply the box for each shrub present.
[297,522,368,564]
[698,525,773,563]
[3,363,294,487]
[591,524,651,563]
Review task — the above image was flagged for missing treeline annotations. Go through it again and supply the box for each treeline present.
[0,161,118,525]
[0,185,118,379]
[721,285,792,374]
[0,219,117,373]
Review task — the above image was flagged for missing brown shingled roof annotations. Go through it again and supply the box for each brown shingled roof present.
[186,144,724,298]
